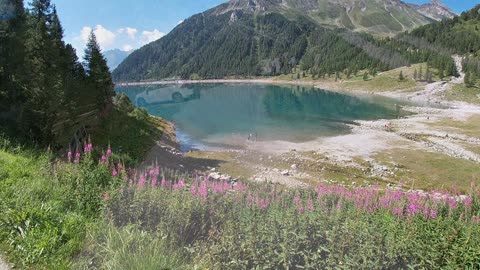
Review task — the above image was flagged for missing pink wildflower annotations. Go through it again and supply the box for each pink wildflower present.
[173,179,185,190]
[293,195,301,205]
[103,192,110,201]
[151,176,158,187]
[107,145,112,157]
[464,197,473,208]
[117,163,123,173]
[67,150,72,162]
[74,152,81,164]
[87,142,93,152]
[138,174,146,188]
[112,169,118,177]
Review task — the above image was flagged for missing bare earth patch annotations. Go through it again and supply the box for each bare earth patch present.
[0,256,9,270]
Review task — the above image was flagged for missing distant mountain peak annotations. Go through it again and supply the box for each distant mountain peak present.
[412,0,457,21]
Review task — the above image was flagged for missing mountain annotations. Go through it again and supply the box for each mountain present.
[104,49,132,70]
[409,0,457,21]
[113,0,458,82]
[406,4,479,54]
[215,0,450,36]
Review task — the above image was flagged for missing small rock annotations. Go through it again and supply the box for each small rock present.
[208,172,221,180]
[281,170,290,176]
[291,164,298,170]
[210,168,216,172]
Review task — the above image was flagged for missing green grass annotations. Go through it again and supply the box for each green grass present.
[429,115,480,138]
[375,148,480,192]
[90,94,171,166]
[0,148,88,269]
[0,141,148,269]
[73,221,190,270]
[445,83,480,105]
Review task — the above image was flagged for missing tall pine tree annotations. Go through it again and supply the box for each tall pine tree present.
[84,31,114,111]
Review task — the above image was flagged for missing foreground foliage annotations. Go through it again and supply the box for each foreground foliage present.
[1,137,480,269]
[0,138,120,269]
[101,165,480,269]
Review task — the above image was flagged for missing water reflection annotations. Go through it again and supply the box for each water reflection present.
[116,84,409,149]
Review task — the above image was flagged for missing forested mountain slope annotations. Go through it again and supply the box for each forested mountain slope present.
[113,0,457,82]
[405,4,480,82]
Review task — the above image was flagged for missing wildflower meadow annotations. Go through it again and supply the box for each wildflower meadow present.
[1,138,480,269]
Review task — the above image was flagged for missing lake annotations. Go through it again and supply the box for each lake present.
[116,84,410,151]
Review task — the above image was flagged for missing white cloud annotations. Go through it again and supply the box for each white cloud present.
[78,24,116,49]
[80,26,92,42]
[92,25,116,48]
[122,44,133,52]
[141,29,165,45]
[126,27,138,39]
[70,25,167,58]
[119,27,138,39]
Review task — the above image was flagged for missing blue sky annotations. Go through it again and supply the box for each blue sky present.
[48,0,479,55]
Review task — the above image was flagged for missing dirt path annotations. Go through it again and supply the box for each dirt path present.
[0,256,9,270]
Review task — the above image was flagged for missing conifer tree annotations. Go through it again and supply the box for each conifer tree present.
[0,0,26,114]
[363,72,369,81]
[22,0,59,142]
[84,31,115,110]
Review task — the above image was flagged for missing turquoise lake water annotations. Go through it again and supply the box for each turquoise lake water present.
[116,84,410,151]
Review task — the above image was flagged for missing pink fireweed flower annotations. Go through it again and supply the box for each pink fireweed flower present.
[190,186,197,196]
[293,195,301,206]
[160,178,167,187]
[406,202,421,216]
[106,145,112,157]
[112,169,118,177]
[464,197,473,208]
[67,150,72,162]
[151,176,158,187]
[392,208,404,217]
[87,142,93,152]
[429,209,437,219]
[297,202,305,214]
[117,163,123,173]
[138,174,146,188]
[103,192,110,201]
[74,152,81,163]
[100,155,107,164]
[198,182,208,199]
[173,179,185,190]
